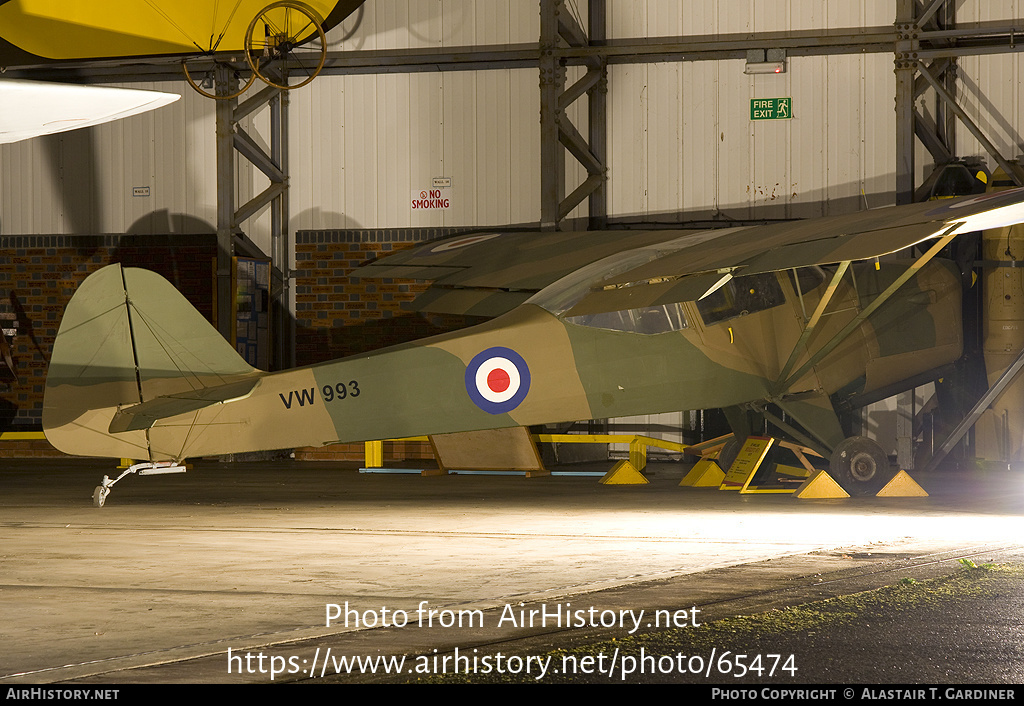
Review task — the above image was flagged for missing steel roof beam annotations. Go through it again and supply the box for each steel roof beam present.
[917,59,1024,186]
[8,22,1024,84]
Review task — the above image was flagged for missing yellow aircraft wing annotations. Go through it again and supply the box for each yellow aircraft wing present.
[0,0,364,63]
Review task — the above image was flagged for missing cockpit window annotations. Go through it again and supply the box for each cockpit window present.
[696,273,785,324]
[525,248,666,316]
[565,302,688,335]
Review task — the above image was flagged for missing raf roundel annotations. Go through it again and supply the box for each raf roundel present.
[465,347,531,415]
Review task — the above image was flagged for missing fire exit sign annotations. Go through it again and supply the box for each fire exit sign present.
[750,97,792,120]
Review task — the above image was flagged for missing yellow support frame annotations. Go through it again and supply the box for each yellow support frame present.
[362,432,692,482]
[362,436,430,468]
[0,431,47,440]
[532,433,689,456]
[535,433,690,484]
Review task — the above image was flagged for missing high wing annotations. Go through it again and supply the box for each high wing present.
[359,188,1024,318]
[354,228,693,316]
[41,186,1024,499]
[0,1,364,64]
[0,80,179,144]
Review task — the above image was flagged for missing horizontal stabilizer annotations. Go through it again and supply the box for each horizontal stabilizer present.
[108,378,261,433]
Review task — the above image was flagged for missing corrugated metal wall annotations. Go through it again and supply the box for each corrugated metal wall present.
[286,69,540,234]
[607,1,899,222]
[2,0,1022,257]
[0,79,219,236]
[606,50,902,222]
[951,1,1023,171]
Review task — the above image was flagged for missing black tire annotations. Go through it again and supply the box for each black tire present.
[830,436,892,496]
[717,437,745,472]
[92,486,107,508]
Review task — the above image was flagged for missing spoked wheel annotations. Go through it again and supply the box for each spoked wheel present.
[245,1,327,90]
[182,57,257,100]
[830,436,893,496]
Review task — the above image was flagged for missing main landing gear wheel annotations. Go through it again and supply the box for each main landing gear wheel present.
[717,437,745,472]
[830,436,892,496]
[245,1,327,90]
[181,57,258,100]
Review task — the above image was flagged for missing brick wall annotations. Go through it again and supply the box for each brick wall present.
[0,235,215,447]
[293,228,477,365]
[0,436,62,458]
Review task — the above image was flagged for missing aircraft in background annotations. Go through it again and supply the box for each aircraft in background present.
[0,1,367,141]
[0,1,366,97]
[41,187,1024,502]
[0,0,362,66]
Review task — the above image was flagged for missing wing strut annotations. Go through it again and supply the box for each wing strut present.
[922,345,1024,473]
[747,402,832,458]
[776,223,961,394]
[773,261,851,393]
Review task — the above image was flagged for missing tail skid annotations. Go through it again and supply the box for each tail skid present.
[91,460,188,507]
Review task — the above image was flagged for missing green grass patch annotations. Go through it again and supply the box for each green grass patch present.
[410,562,1024,684]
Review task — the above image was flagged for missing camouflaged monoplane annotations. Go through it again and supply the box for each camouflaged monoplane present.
[42,188,1024,503]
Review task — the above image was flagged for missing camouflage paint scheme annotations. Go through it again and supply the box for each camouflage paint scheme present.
[43,189,1024,463]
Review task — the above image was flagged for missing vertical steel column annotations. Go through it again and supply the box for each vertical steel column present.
[281,89,294,369]
[894,0,918,206]
[539,0,608,231]
[213,76,292,366]
[588,0,608,230]
[269,89,294,369]
[270,91,282,366]
[896,389,915,470]
[210,78,292,368]
[539,0,565,231]
[270,89,282,355]
[215,65,237,341]
[936,1,957,160]
[896,0,919,470]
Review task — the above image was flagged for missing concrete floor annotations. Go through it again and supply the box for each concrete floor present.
[0,458,1022,684]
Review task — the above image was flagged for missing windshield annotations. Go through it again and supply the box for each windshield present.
[525,248,664,316]
[525,229,729,316]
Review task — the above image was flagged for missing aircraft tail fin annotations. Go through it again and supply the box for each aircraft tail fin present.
[43,264,257,457]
